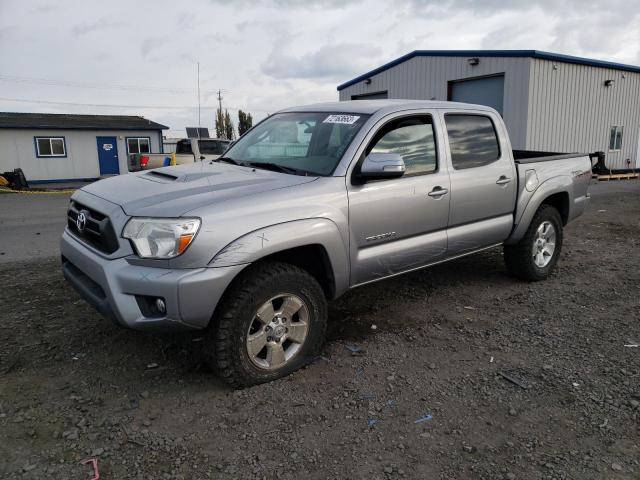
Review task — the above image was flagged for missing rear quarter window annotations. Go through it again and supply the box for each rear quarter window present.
[445,114,500,169]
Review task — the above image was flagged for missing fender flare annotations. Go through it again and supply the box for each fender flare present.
[505,176,573,245]
[209,218,350,296]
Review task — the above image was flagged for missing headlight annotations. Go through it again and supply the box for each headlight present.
[122,217,200,259]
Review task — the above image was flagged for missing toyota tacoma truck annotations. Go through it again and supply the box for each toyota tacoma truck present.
[61,100,591,387]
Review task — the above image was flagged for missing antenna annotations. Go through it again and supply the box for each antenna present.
[197,62,201,139]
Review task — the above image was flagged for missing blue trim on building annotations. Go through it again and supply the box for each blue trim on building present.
[337,50,640,91]
[34,135,68,158]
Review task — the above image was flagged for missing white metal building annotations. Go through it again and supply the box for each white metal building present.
[0,113,168,183]
[338,50,640,170]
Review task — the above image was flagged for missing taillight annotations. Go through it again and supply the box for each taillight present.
[140,155,149,168]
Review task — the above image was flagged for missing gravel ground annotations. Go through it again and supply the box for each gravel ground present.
[1,181,639,479]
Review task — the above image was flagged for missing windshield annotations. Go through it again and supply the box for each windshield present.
[222,112,370,175]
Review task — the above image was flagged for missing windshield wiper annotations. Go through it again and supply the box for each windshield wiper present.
[243,161,313,176]
[212,156,242,165]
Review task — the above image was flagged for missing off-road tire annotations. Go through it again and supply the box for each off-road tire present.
[207,261,327,388]
[504,204,564,281]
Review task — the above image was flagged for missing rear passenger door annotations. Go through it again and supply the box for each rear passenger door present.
[442,112,517,254]
[347,112,450,285]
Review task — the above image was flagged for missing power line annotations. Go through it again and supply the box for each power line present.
[0,74,222,95]
[0,96,272,112]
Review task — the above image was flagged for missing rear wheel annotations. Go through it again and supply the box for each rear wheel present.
[207,261,327,388]
[504,205,563,281]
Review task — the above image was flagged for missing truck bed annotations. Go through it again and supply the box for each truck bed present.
[513,149,587,164]
[511,151,592,238]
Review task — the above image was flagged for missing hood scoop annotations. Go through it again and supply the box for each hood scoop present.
[144,170,179,182]
[143,170,221,183]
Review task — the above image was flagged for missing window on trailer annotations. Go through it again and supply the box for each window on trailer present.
[35,137,66,157]
[198,139,229,155]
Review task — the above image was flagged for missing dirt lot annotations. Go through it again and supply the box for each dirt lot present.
[1,181,639,480]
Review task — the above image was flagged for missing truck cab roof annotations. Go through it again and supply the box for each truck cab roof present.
[279,99,498,116]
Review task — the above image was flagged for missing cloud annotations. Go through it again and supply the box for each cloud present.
[262,43,383,80]
[209,0,362,7]
[71,18,125,36]
[1,0,639,135]
[140,36,169,59]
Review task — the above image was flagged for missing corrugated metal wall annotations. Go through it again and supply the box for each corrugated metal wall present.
[338,56,532,148]
[527,59,640,169]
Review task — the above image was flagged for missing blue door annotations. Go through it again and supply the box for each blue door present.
[97,136,120,175]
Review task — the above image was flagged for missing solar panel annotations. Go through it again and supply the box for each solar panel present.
[185,127,210,138]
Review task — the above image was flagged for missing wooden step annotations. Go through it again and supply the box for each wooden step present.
[593,173,639,181]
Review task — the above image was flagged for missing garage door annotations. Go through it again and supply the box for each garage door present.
[450,75,504,115]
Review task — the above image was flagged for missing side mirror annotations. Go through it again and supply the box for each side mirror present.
[359,152,405,180]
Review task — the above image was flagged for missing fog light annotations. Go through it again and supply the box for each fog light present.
[155,298,166,314]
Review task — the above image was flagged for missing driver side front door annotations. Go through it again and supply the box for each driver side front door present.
[347,112,451,286]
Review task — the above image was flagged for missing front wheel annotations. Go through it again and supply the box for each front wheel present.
[504,205,564,281]
[207,261,327,388]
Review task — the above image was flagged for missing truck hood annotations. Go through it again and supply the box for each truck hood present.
[82,162,318,217]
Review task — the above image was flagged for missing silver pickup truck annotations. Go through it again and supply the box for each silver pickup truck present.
[61,100,591,387]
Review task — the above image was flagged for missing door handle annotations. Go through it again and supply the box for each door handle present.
[496,176,512,185]
[428,186,448,197]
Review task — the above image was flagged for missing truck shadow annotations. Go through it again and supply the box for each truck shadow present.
[327,246,513,341]
[2,248,515,394]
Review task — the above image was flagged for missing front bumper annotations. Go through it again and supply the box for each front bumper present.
[61,229,246,331]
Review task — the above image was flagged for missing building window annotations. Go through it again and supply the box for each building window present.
[609,126,623,151]
[444,114,501,170]
[35,137,66,157]
[126,137,151,154]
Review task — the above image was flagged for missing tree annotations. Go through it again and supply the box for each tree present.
[238,110,253,136]
[214,108,225,138]
[223,109,235,140]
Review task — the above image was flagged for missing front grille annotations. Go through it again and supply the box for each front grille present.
[67,201,119,254]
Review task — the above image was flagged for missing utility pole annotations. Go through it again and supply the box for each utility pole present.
[197,62,201,139]
[217,89,223,113]
[216,90,224,139]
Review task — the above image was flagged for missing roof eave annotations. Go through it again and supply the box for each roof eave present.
[0,124,169,130]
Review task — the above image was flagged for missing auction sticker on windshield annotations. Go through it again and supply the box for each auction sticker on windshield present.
[323,114,360,125]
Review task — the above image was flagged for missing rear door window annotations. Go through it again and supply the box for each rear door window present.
[445,114,500,169]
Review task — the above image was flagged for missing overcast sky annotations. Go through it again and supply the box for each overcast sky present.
[0,0,638,136]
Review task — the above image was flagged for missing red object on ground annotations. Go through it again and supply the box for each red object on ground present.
[81,458,100,480]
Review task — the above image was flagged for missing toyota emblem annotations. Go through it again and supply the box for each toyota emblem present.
[76,211,87,232]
